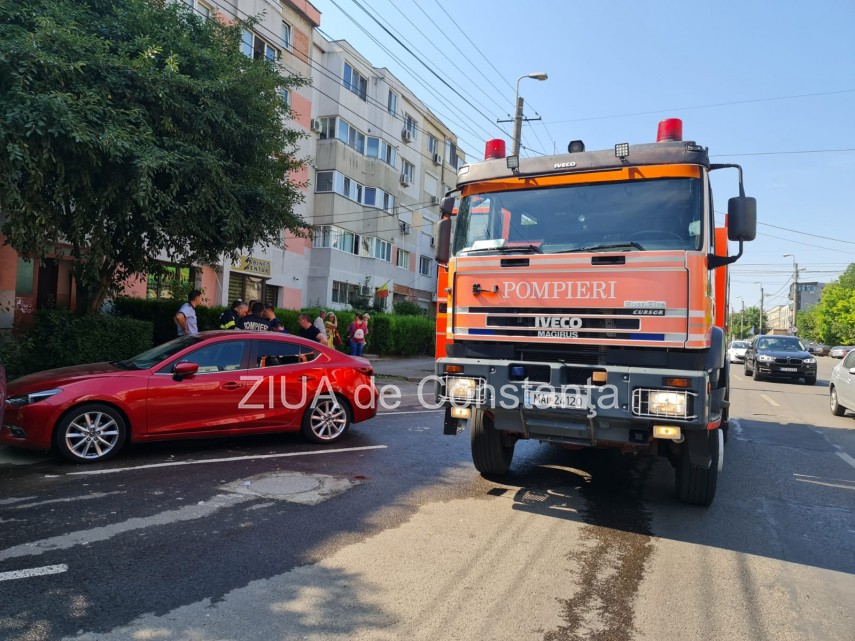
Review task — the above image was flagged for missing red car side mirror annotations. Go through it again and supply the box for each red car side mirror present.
[173,362,199,379]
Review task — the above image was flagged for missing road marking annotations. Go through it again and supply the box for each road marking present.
[64,445,388,477]
[760,394,780,407]
[0,564,68,582]
[732,374,744,381]
[837,452,855,470]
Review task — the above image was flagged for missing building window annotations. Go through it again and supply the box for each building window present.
[403,114,418,140]
[388,90,398,114]
[445,140,458,169]
[281,21,292,50]
[397,249,410,269]
[383,192,395,213]
[343,62,368,100]
[401,160,415,185]
[15,257,34,296]
[332,280,363,304]
[362,237,392,262]
[315,170,394,209]
[337,118,366,154]
[366,136,397,168]
[419,256,432,276]
[147,264,195,300]
[318,116,336,139]
[280,88,290,107]
[241,30,279,61]
[313,225,359,254]
[427,134,438,155]
[315,170,333,192]
[227,273,277,306]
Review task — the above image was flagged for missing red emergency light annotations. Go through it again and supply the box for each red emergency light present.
[656,118,683,142]
[484,139,506,160]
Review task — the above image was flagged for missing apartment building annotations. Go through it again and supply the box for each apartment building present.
[307,36,463,314]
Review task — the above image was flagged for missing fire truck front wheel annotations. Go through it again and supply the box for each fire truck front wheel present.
[675,429,721,507]
[470,409,514,476]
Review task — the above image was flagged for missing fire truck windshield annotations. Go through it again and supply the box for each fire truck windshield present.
[453,177,704,256]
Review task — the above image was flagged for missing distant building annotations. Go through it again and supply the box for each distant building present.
[308,36,463,314]
[766,305,790,331]
[792,281,826,311]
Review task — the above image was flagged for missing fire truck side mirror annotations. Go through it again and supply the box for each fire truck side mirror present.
[435,218,452,264]
[727,196,757,242]
[440,196,456,216]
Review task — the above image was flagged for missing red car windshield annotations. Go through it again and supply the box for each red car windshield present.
[117,335,204,370]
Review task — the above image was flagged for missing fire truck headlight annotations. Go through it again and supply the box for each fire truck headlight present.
[647,391,688,417]
[446,377,479,401]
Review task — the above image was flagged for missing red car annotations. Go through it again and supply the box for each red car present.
[1,331,378,463]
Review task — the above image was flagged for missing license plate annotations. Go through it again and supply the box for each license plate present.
[524,391,587,409]
[780,367,798,372]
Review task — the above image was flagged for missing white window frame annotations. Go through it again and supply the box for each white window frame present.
[388,90,398,114]
[404,114,418,141]
[419,255,432,276]
[281,21,292,50]
[241,30,280,61]
[397,249,410,269]
[344,62,368,100]
[401,160,415,185]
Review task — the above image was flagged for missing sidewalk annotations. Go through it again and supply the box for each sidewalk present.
[365,355,436,382]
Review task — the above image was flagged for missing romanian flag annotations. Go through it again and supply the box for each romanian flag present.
[376,281,390,298]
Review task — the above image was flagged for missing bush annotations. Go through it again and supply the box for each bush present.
[393,300,425,316]
[391,316,434,356]
[366,314,393,356]
[7,310,153,377]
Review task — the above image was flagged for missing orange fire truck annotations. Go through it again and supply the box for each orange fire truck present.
[433,119,755,506]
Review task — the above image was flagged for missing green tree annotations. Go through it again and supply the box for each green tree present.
[0,0,308,313]
[812,264,855,344]
[796,307,818,342]
[728,306,767,339]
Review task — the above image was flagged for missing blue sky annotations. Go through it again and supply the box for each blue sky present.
[311,0,855,314]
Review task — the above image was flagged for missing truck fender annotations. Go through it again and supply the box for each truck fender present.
[705,326,726,385]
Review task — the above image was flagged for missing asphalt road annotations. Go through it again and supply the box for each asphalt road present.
[1,358,853,641]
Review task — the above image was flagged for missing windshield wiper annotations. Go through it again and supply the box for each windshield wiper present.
[463,243,543,254]
[557,241,645,254]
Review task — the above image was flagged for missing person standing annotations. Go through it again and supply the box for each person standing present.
[313,310,326,334]
[262,303,281,326]
[348,313,368,357]
[175,290,202,336]
[219,300,247,329]
[299,313,327,344]
[236,302,271,331]
[324,312,338,348]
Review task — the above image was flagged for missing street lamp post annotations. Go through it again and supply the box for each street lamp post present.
[754,282,764,334]
[783,253,798,334]
[512,72,548,158]
[736,296,745,338]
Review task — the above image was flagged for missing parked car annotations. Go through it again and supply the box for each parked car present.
[830,348,855,416]
[727,340,749,363]
[743,334,817,384]
[830,346,854,359]
[810,344,831,356]
[1,332,378,463]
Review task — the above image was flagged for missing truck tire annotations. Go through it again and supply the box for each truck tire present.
[675,429,720,507]
[470,409,514,476]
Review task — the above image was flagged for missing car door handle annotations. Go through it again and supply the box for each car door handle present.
[221,382,244,391]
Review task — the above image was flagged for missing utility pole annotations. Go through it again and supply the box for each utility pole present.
[740,298,745,338]
[498,72,548,158]
[784,254,799,334]
[755,282,764,334]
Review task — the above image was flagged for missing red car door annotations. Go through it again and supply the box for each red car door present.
[146,339,253,437]
[241,338,325,430]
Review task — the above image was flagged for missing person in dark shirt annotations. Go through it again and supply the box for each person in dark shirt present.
[236,302,270,331]
[262,303,281,327]
[219,300,247,329]
[298,313,326,344]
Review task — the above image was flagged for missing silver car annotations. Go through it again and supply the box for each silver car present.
[830,349,855,416]
[727,340,749,363]
[830,346,854,359]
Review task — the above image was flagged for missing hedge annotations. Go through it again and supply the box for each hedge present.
[108,299,436,357]
[1,310,153,378]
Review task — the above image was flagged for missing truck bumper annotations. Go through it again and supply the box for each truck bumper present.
[437,357,718,454]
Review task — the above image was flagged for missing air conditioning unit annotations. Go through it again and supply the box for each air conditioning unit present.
[401,128,413,143]
[432,153,442,166]
[430,195,439,205]
[399,173,411,187]
[310,118,322,132]
[399,221,411,234]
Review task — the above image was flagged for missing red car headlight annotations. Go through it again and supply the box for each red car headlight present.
[6,388,63,406]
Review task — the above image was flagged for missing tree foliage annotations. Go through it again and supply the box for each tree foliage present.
[0,0,308,313]
[728,306,768,339]
[807,264,855,344]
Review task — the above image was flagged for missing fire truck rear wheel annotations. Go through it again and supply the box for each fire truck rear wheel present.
[675,429,719,507]
[470,409,514,476]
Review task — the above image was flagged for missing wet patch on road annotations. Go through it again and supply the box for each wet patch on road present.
[545,454,655,641]
[220,471,359,505]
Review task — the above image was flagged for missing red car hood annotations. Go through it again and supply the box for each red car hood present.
[8,362,134,394]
